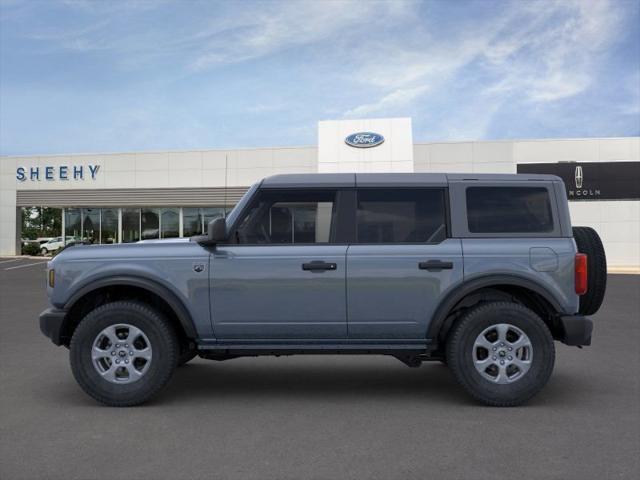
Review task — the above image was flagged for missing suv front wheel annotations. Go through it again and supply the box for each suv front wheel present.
[446,302,555,407]
[70,301,179,406]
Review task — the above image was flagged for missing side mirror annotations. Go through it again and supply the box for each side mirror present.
[208,217,227,243]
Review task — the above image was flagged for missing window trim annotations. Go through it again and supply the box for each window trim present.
[224,187,344,246]
[448,181,563,238]
[465,186,554,235]
[353,187,450,245]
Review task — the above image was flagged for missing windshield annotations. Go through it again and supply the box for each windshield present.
[225,182,259,230]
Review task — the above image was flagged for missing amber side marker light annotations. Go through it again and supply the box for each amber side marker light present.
[575,253,588,295]
[48,269,55,288]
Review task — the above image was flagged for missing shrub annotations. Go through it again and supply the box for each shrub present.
[22,242,41,256]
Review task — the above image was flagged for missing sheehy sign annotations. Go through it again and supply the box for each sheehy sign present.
[16,164,100,182]
[517,161,640,201]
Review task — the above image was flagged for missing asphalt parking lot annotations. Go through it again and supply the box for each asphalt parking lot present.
[0,258,638,480]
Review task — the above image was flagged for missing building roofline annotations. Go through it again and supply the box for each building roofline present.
[412,136,639,146]
[2,136,638,159]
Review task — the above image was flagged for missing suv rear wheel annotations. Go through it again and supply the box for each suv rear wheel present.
[70,301,179,406]
[446,302,555,407]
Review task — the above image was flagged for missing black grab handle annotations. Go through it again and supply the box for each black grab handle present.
[302,261,337,272]
[418,260,453,271]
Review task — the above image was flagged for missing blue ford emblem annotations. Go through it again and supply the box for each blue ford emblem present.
[345,132,385,148]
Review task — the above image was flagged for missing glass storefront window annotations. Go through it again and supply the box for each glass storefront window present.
[82,208,100,244]
[183,208,202,236]
[62,206,229,244]
[65,208,81,241]
[122,208,140,243]
[161,208,180,238]
[101,209,118,244]
[141,208,160,240]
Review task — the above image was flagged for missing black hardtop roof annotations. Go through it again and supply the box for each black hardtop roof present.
[260,172,561,188]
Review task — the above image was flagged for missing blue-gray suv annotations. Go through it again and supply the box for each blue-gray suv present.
[39,173,607,407]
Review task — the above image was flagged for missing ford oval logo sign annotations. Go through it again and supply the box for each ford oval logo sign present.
[345,132,385,148]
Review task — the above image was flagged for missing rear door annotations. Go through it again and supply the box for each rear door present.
[346,188,463,339]
[211,188,349,339]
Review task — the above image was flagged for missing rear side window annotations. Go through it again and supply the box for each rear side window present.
[466,187,553,233]
[356,189,447,243]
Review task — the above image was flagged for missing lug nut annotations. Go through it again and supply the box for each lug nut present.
[508,347,513,351]
[492,356,497,360]
[111,351,116,356]
[125,344,129,348]
[129,351,133,356]
[115,359,120,364]
[500,343,505,347]
[508,356,513,360]
[125,359,129,364]
[500,360,505,365]
[115,344,120,348]
[492,347,497,351]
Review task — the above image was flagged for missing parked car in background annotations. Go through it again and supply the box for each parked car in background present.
[40,237,72,256]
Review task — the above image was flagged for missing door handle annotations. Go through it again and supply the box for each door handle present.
[302,261,337,272]
[419,260,454,271]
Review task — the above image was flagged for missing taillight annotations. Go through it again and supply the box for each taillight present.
[575,253,588,295]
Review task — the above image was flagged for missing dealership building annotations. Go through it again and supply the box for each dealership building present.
[1,118,638,270]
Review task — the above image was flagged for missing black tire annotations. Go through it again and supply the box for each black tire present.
[177,348,198,367]
[573,226,607,315]
[70,301,179,407]
[446,302,555,407]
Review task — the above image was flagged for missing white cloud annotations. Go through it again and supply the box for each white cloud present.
[189,1,413,71]
[344,85,429,118]
[342,0,625,130]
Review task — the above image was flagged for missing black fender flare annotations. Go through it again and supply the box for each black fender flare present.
[64,275,197,339]
[426,274,564,342]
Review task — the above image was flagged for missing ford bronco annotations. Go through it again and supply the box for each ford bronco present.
[39,173,607,406]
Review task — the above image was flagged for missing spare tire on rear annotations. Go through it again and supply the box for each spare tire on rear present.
[573,226,607,315]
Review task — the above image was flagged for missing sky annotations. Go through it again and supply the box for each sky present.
[0,0,639,155]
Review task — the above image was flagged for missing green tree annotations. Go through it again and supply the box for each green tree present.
[21,207,62,239]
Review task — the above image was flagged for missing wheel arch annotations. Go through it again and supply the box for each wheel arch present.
[427,274,564,346]
[60,276,197,346]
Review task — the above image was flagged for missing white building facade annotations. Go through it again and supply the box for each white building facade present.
[1,118,638,270]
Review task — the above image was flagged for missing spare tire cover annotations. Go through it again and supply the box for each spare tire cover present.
[573,226,607,315]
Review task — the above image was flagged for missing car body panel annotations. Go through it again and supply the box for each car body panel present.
[346,240,464,339]
[210,245,348,339]
[48,241,213,337]
[461,238,578,314]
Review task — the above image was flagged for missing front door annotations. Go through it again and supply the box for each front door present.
[346,188,463,339]
[210,188,348,339]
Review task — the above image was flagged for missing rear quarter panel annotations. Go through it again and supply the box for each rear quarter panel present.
[462,238,579,314]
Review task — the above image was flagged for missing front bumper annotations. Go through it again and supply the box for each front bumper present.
[558,314,593,346]
[39,308,67,346]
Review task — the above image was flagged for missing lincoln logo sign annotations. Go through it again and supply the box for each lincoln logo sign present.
[16,164,100,182]
[345,132,385,148]
[575,166,583,189]
[517,161,640,201]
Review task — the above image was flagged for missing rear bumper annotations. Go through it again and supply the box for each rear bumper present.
[558,314,593,346]
[39,308,67,346]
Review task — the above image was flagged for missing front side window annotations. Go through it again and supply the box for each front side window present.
[234,190,336,244]
[356,189,447,243]
[466,187,553,233]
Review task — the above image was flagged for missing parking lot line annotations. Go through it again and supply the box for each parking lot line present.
[0,259,21,265]
[4,262,47,271]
